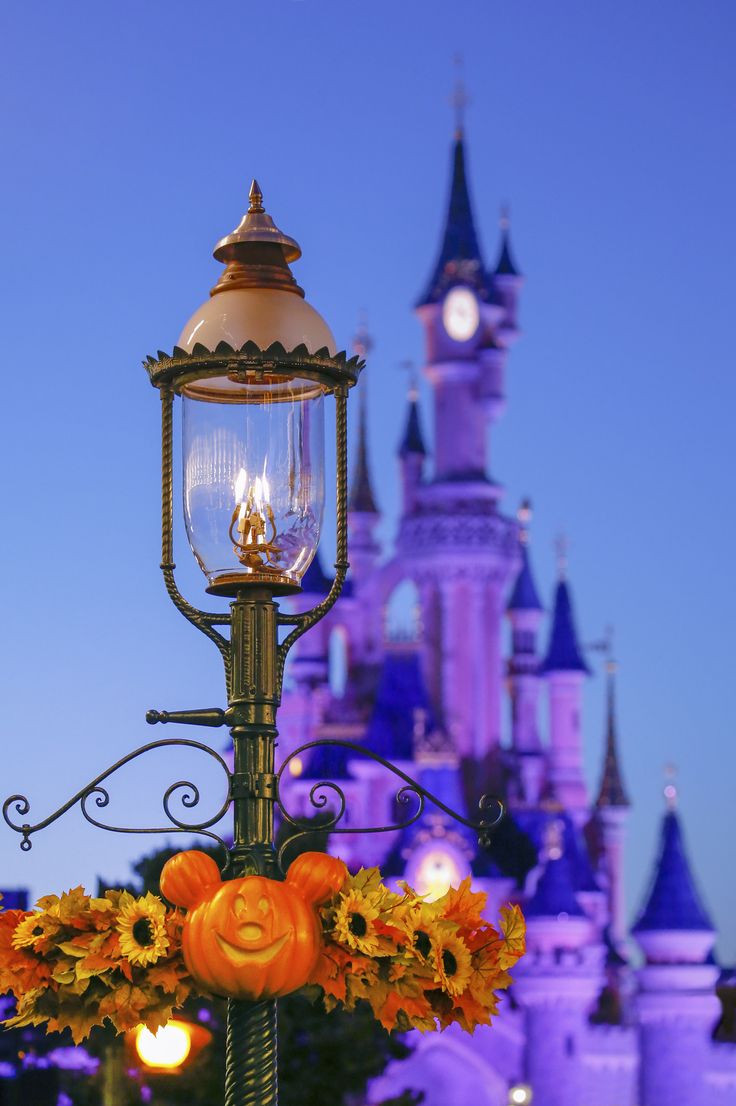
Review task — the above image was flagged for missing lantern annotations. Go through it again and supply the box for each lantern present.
[145,180,361,597]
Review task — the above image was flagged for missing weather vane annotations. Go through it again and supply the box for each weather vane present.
[451,53,469,136]
[555,532,568,579]
[664,763,679,810]
[400,357,419,401]
[352,310,373,359]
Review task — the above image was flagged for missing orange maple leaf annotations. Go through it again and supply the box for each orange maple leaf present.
[436,878,488,929]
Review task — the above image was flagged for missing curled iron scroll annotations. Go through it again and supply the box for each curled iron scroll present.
[3,738,233,858]
[276,739,503,867]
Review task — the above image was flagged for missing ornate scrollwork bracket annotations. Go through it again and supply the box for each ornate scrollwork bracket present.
[275,739,504,868]
[2,738,233,865]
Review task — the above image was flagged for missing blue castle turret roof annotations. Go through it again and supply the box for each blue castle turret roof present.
[399,393,427,457]
[494,223,521,277]
[363,649,436,761]
[633,809,713,933]
[541,578,590,674]
[417,133,493,307]
[508,543,543,612]
[301,552,333,595]
[300,553,353,600]
[304,741,353,781]
[526,849,585,919]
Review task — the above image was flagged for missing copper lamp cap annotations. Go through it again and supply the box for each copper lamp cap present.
[213,180,302,264]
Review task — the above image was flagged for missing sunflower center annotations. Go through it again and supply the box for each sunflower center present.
[442,949,458,976]
[415,930,431,958]
[132,918,155,947]
[349,912,368,937]
[32,926,44,937]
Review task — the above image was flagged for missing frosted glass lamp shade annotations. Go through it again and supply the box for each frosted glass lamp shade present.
[178,288,336,360]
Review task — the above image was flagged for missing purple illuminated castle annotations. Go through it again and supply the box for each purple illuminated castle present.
[277,123,736,1105]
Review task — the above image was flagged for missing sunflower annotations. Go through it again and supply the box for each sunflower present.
[12,914,51,951]
[432,930,472,997]
[116,893,169,966]
[332,889,382,956]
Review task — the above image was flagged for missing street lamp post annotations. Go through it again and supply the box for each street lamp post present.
[4,181,502,1106]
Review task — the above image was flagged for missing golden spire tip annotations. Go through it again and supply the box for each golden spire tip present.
[248,179,264,214]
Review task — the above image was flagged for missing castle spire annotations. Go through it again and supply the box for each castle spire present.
[417,124,489,307]
[541,568,590,675]
[633,791,713,938]
[348,322,379,516]
[349,390,379,514]
[399,378,427,458]
[507,499,543,612]
[494,205,521,277]
[594,662,630,808]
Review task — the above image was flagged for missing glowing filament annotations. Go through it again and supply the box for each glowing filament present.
[229,469,281,569]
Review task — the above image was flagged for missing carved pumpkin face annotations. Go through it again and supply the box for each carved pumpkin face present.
[160,850,347,1001]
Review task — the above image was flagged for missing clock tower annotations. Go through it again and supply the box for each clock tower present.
[393,121,524,761]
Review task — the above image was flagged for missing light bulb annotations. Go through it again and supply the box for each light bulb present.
[135,1022,192,1070]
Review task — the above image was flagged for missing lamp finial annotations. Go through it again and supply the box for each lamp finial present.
[248,180,264,214]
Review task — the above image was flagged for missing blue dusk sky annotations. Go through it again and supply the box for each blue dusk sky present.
[1,2,735,958]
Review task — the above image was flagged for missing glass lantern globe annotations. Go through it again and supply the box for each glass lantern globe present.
[181,373,325,594]
[172,180,337,596]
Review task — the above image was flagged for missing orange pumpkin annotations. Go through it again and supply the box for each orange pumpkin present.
[160,850,346,1001]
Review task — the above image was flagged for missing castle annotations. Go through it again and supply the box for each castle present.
[277,121,736,1106]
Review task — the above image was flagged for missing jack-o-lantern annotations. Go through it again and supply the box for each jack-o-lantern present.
[160,850,347,1000]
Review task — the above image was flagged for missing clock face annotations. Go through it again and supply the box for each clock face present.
[442,287,479,342]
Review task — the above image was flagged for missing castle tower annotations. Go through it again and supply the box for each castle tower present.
[541,552,590,820]
[395,118,520,761]
[514,820,604,1106]
[398,379,426,516]
[506,499,545,805]
[593,661,630,947]
[477,209,524,422]
[633,787,720,1106]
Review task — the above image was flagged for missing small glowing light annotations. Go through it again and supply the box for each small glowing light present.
[415,849,461,902]
[509,1084,532,1104]
[135,1022,192,1070]
[289,756,304,777]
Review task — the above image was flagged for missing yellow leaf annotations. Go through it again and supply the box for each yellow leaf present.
[498,904,526,969]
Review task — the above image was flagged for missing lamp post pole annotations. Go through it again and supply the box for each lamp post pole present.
[148,355,352,1105]
[3,184,501,1106]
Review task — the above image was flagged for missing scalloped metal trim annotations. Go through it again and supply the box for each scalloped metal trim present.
[143,340,365,392]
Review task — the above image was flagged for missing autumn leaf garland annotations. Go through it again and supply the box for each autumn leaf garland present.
[0,888,192,1043]
[311,867,526,1034]
[0,869,525,1042]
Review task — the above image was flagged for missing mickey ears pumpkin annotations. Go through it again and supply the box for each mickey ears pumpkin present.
[286,852,348,906]
[160,850,222,910]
